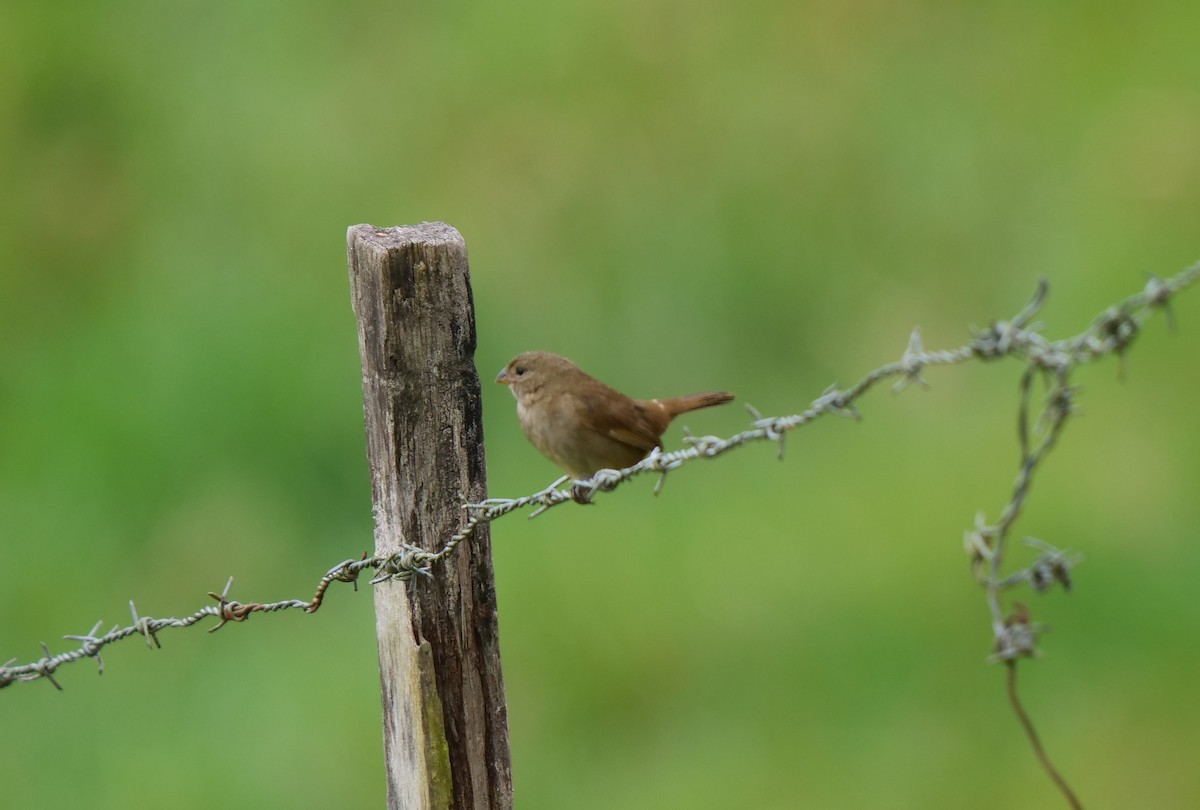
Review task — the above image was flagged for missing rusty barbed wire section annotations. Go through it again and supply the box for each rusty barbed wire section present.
[0,556,383,690]
[3,263,1197,692]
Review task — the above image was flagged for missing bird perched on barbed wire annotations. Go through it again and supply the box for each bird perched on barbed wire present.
[497,351,734,480]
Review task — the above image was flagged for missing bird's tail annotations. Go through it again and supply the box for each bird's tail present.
[661,391,735,417]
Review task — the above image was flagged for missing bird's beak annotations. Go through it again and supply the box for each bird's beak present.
[496,368,511,385]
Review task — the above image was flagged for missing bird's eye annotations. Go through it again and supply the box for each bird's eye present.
[515,367,527,376]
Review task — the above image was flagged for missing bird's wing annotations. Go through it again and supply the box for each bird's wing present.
[582,393,665,454]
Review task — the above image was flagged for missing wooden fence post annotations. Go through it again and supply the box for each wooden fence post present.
[347,223,512,810]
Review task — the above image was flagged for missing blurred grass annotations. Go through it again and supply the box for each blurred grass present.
[2,1,1199,808]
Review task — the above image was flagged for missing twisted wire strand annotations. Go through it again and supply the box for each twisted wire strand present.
[2,264,1196,690]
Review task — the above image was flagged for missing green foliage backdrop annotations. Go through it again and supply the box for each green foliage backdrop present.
[2,2,1198,807]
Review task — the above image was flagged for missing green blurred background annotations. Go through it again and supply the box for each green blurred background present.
[2,2,1198,808]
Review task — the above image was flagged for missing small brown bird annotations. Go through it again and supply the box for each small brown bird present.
[497,351,734,479]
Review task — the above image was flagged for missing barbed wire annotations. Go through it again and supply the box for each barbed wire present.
[2,263,1196,698]
[425,263,1198,593]
[0,556,383,689]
